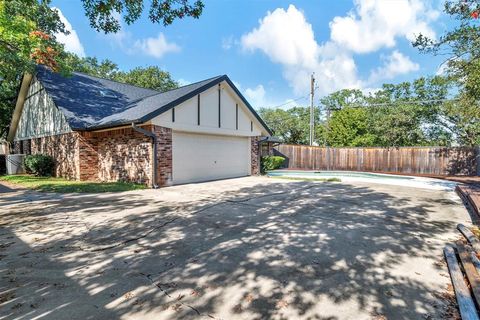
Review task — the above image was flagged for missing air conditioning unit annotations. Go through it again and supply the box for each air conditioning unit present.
[6,154,26,175]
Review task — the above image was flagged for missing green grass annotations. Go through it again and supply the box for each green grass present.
[0,175,146,193]
[269,176,341,182]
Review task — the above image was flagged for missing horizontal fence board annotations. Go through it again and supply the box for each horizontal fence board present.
[274,144,479,176]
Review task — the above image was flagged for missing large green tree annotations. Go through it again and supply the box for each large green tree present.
[66,54,178,91]
[81,0,204,33]
[413,0,480,145]
[115,66,178,91]
[258,106,324,145]
[318,78,453,147]
[0,0,70,138]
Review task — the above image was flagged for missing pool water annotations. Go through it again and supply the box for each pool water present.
[267,170,414,180]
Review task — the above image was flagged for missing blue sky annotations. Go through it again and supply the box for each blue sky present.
[51,0,450,109]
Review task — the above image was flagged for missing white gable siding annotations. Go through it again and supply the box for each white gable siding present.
[15,77,72,140]
[200,86,218,128]
[151,81,268,136]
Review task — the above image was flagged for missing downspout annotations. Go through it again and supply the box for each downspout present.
[132,123,158,189]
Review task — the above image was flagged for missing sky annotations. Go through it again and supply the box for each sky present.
[50,0,451,109]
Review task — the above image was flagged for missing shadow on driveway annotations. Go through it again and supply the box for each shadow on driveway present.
[0,179,469,319]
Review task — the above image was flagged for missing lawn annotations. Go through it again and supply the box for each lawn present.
[0,175,146,193]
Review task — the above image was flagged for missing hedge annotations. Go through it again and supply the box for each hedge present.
[24,154,55,177]
[261,155,285,173]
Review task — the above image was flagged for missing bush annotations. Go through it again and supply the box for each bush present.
[24,154,55,176]
[261,155,285,173]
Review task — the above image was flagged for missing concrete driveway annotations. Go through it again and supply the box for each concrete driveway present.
[0,176,472,319]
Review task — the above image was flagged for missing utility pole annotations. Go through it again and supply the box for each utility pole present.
[325,106,331,170]
[309,73,315,146]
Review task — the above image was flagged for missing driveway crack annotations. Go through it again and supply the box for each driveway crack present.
[87,217,180,252]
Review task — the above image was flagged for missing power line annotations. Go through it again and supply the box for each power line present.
[264,84,321,109]
[323,98,460,111]
[266,95,309,109]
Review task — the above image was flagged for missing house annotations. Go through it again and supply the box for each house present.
[7,66,272,187]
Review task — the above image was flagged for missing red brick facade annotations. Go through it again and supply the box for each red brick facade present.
[14,132,81,179]
[77,127,154,185]
[154,126,173,187]
[251,136,260,175]
[14,127,260,186]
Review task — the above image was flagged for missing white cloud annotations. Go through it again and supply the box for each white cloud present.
[240,5,362,96]
[53,8,85,57]
[243,84,308,109]
[240,3,434,99]
[102,13,180,59]
[330,0,438,54]
[241,5,318,68]
[369,50,419,83]
[133,33,180,58]
[245,85,267,108]
[177,78,191,86]
[222,36,235,50]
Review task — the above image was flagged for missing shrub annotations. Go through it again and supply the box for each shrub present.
[261,155,285,173]
[24,154,55,176]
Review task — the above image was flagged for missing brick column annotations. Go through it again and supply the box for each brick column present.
[153,125,173,187]
[251,136,260,175]
[78,132,98,181]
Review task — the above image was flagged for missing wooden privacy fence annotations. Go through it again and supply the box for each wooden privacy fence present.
[274,144,480,176]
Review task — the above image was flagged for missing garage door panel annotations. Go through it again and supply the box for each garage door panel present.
[172,131,250,184]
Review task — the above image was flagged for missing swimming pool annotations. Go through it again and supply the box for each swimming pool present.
[266,170,457,191]
[267,170,414,180]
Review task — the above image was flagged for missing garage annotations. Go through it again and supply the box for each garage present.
[172,131,251,184]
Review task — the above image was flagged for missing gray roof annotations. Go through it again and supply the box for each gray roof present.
[36,66,239,131]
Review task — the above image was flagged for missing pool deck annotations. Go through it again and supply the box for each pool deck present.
[273,169,480,185]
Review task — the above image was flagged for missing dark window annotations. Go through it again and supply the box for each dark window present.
[197,94,200,125]
[236,104,238,130]
[218,84,221,128]
[251,121,253,132]
[172,108,175,122]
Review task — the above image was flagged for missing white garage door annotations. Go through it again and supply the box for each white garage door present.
[172,131,251,184]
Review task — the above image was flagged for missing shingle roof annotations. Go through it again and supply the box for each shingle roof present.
[36,66,272,134]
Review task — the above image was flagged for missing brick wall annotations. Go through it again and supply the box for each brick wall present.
[82,126,153,185]
[12,126,258,186]
[251,136,260,175]
[77,133,98,181]
[20,132,81,179]
[154,125,173,187]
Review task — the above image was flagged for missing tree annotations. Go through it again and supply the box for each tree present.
[0,0,70,138]
[326,107,376,147]
[0,0,203,138]
[66,53,179,92]
[115,66,178,91]
[258,106,324,145]
[413,0,480,145]
[81,0,204,33]
[65,54,119,79]
[0,0,68,77]
[319,78,453,147]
